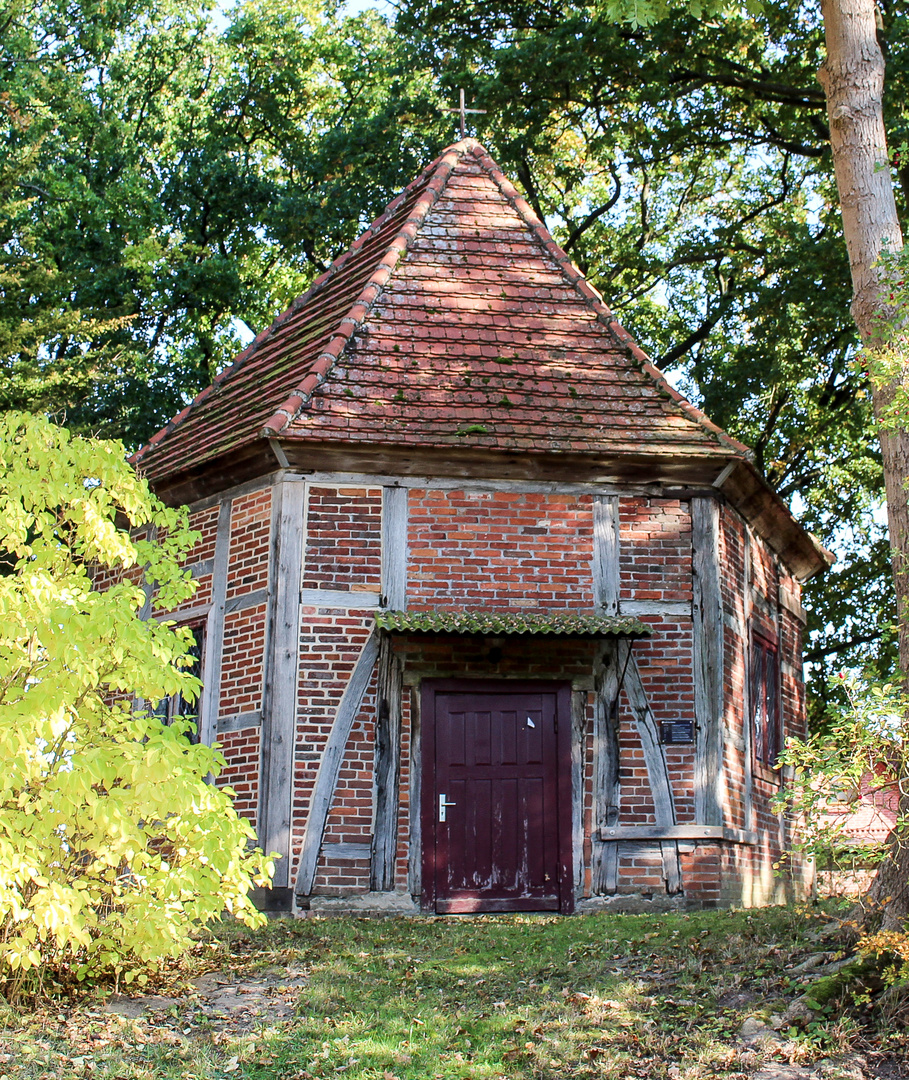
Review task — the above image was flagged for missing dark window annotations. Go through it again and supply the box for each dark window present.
[153,623,205,743]
[750,634,780,767]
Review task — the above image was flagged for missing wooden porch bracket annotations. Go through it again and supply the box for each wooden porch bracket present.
[591,646,621,895]
[371,633,403,890]
[594,641,682,893]
[571,690,588,893]
[618,642,683,894]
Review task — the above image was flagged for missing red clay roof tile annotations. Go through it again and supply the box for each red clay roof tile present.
[133,139,751,481]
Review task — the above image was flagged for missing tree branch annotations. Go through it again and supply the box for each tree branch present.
[669,60,826,110]
[514,151,547,227]
[805,631,887,661]
[658,282,738,369]
[563,163,621,252]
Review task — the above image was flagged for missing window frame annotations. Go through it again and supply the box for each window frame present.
[750,630,781,770]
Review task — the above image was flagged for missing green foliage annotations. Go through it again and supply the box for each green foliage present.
[804,534,898,730]
[1,0,447,445]
[775,675,905,867]
[864,232,909,431]
[0,413,271,999]
[597,0,757,28]
[777,673,909,993]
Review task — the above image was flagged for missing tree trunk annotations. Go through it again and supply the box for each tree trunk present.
[863,787,909,932]
[818,0,909,930]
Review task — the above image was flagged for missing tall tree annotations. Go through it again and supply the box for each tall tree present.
[817,0,905,652]
[815,0,909,928]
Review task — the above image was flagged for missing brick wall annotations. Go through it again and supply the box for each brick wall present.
[302,486,382,595]
[715,503,811,904]
[619,498,692,605]
[226,489,271,601]
[407,489,595,608]
[219,727,261,825]
[217,488,271,727]
[292,610,377,894]
[219,605,267,719]
[166,489,272,819]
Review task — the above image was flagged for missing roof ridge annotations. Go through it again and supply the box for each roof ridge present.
[465,143,752,461]
[133,143,472,464]
[258,143,470,437]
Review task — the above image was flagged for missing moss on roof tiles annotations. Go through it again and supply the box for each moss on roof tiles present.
[374,610,651,637]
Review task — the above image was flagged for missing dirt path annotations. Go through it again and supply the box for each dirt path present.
[104,966,309,1035]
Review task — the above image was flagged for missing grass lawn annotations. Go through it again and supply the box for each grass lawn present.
[0,905,904,1080]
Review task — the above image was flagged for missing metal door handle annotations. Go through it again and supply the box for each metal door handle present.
[438,793,456,822]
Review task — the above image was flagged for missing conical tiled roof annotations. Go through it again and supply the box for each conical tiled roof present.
[133,139,746,480]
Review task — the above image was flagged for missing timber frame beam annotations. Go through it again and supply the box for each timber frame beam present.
[370,485,409,890]
[692,497,728,828]
[598,825,758,845]
[259,480,305,890]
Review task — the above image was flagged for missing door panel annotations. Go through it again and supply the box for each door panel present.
[428,684,565,913]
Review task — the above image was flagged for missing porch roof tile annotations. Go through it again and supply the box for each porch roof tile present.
[374,609,651,638]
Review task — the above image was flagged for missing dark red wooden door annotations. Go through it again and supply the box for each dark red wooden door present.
[423,682,572,914]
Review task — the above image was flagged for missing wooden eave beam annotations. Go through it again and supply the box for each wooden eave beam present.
[146,438,734,506]
[143,437,833,587]
[272,440,734,484]
[143,440,275,508]
[717,460,834,582]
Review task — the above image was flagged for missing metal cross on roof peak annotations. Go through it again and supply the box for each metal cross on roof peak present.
[447,88,487,140]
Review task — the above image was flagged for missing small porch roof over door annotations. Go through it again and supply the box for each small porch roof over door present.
[374,609,652,638]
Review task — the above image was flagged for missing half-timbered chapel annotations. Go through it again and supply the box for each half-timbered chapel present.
[131,139,832,914]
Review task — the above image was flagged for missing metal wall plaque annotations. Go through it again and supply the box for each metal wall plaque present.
[660,720,695,745]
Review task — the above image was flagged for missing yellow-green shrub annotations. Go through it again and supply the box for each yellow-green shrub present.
[0,413,272,998]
